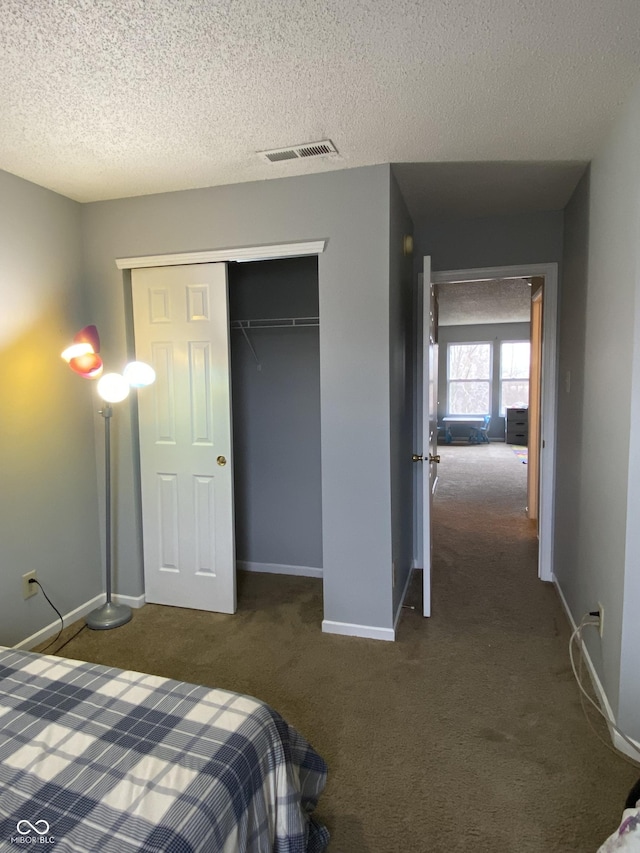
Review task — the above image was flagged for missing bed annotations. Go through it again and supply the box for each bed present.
[0,648,329,852]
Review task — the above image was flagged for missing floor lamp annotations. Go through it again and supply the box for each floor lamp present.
[62,326,155,630]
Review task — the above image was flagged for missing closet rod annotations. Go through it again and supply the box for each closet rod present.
[231,317,319,330]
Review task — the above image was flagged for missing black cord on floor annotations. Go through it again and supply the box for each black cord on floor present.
[50,622,88,654]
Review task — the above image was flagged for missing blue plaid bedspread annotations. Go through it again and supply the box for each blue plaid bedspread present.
[0,648,329,852]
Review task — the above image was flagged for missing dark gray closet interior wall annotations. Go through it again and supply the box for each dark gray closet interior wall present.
[228,256,322,571]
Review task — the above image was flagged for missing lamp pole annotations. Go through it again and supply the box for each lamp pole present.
[86,404,132,630]
[62,328,154,631]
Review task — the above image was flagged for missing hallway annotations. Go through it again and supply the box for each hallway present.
[431,441,537,625]
[403,440,637,850]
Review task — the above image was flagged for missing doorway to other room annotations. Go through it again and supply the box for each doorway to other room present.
[416,261,558,620]
[436,275,536,528]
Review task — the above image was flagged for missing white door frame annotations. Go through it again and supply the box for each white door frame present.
[430,262,558,583]
[116,241,326,270]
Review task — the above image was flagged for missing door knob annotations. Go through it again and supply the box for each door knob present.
[216,455,227,467]
[429,454,441,464]
[412,454,423,462]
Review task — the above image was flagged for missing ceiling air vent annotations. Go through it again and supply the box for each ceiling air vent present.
[258,139,339,164]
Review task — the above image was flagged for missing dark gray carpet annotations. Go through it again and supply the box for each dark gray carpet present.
[37,443,637,852]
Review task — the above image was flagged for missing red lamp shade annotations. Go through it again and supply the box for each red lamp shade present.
[74,324,100,353]
[69,352,104,378]
[62,325,102,377]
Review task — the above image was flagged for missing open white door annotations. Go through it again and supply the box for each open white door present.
[131,263,236,613]
[528,285,543,525]
[420,256,439,617]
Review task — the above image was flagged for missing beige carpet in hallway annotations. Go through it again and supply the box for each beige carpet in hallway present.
[37,443,638,852]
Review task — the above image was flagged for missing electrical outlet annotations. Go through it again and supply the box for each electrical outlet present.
[597,601,604,638]
[22,571,38,599]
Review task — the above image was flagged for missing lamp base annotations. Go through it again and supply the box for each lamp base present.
[86,601,132,631]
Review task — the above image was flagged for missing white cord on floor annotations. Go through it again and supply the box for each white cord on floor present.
[569,615,640,767]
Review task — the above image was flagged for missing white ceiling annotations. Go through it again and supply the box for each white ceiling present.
[1,0,639,211]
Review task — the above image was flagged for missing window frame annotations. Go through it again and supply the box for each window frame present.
[446,341,493,416]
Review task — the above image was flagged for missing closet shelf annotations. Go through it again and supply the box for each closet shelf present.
[231,317,319,330]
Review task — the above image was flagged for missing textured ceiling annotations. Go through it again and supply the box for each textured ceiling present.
[438,279,532,326]
[1,1,639,205]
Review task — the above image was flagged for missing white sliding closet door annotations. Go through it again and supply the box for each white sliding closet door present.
[131,263,236,613]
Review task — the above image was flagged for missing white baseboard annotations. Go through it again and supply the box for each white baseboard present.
[554,580,640,761]
[322,619,395,642]
[14,592,146,651]
[14,594,104,651]
[237,560,322,579]
[112,593,146,609]
[394,566,418,631]
[612,730,640,759]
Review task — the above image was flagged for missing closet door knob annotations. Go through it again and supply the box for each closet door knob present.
[216,455,227,467]
[412,454,424,462]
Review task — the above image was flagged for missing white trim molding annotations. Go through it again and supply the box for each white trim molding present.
[555,580,640,762]
[112,593,146,609]
[237,561,322,579]
[432,262,558,584]
[394,566,418,632]
[116,240,327,270]
[13,594,104,650]
[322,620,395,642]
[13,593,146,651]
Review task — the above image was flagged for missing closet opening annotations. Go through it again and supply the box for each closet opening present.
[228,256,323,587]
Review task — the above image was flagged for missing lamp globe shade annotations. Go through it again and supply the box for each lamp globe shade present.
[123,361,156,388]
[62,342,94,363]
[69,352,104,378]
[97,373,130,403]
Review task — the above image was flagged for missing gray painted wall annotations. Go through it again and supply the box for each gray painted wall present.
[389,171,415,618]
[228,258,322,570]
[554,168,590,658]
[415,210,565,274]
[0,170,102,647]
[559,78,640,739]
[437,322,531,441]
[80,164,395,631]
